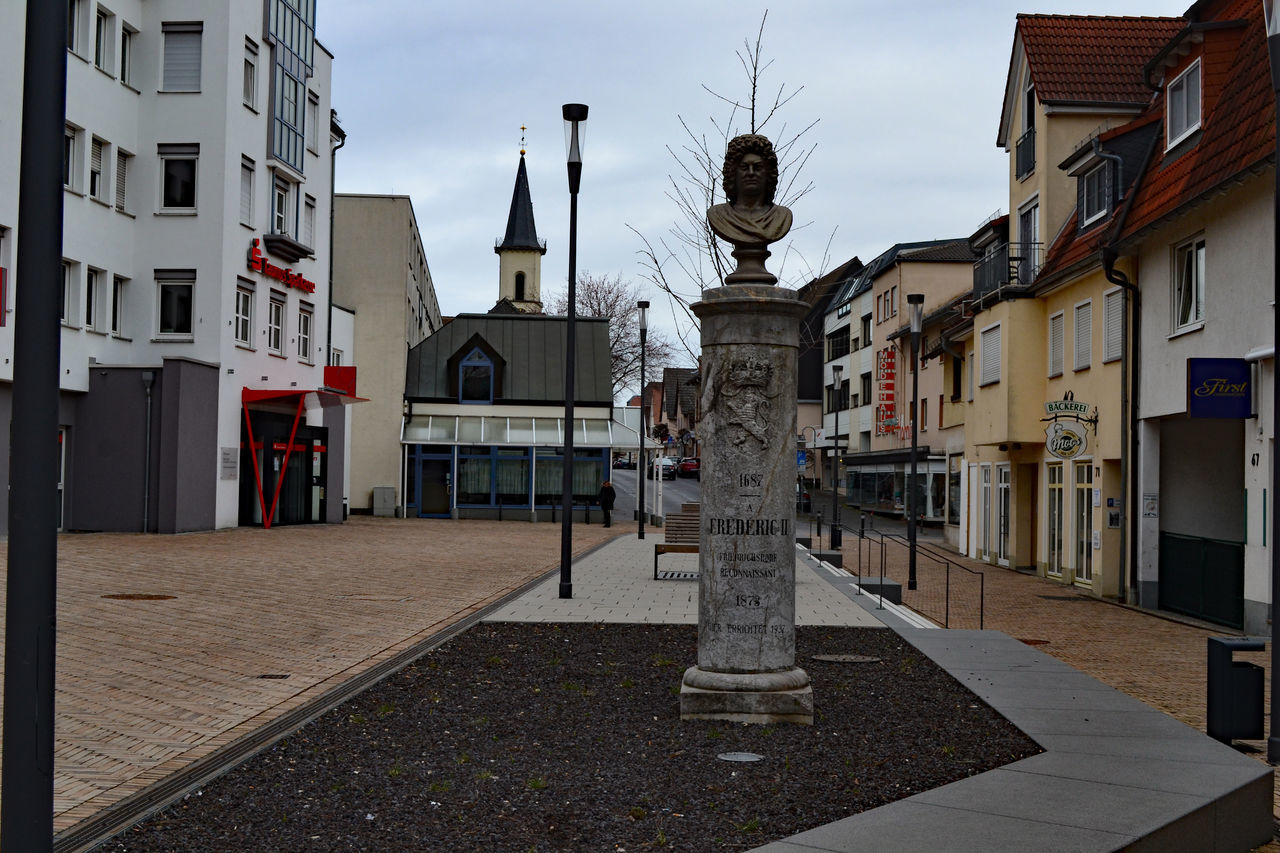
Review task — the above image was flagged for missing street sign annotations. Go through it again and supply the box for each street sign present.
[797,450,807,468]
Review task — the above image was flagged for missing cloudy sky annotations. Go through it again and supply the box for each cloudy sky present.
[318,1,1181,354]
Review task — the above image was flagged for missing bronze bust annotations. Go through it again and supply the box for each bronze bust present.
[708,134,792,284]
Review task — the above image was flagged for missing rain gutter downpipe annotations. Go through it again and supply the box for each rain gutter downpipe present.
[1102,247,1139,605]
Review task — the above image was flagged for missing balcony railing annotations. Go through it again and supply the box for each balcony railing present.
[973,241,1043,299]
[1015,126,1035,179]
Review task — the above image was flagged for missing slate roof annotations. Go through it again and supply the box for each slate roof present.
[662,367,698,420]
[495,155,546,255]
[830,239,971,307]
[404,314,611,405]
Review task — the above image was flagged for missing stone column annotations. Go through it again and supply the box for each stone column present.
[680,284,812,725]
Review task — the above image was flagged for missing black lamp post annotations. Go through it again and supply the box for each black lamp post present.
[830,363,843,549]
[638,299,649,540]
[907,292,924,591]
[559,103,588,600]
[1263,0,1280,763]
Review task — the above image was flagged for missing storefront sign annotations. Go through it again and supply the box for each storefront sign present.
[1044,400,1091,417]
[247,238,316,294]
[1187,358,1251,418]
[1045,421,1087,460]
[875,348,896,436]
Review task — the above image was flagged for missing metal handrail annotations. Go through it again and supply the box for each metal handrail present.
[853,527,984,629]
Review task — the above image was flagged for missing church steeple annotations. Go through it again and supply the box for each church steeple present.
[494,136,546,314]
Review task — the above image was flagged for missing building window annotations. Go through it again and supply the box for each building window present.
[243,39,258,108]
[268,294,285,354]
[1047,463,1064,576]
[61,261,75,324]
[306,91,320,153]
[889,285,897,316]
[826,327,850,360]
[330,348,343,367]
[85,267,99,329]
[1167,59,1201,149]
[89,137,105,200]
[979,323,1001,386]
[64,125,80,190]
[515,271,526,301]
[860,372,872,408]
[156,270,194,338]
[297,305,313,361]
[272,177,294,236]
[161,22,202,92]
[114,149,131,212]
[111,275,125,335]
[1103,289,1123,363]
[67,0,83,53]
[1174,236,1205,330]
[302,195,316,247]
[158,144,198,211]
[1080,162,1108,226]
[94,8,112,71]
[459,348,494,403]
[860,313,871,347]
[280,73,301,128]
[240,158,254,227]
[1048,311,1064,377]
[1075,462,1094,583]
[235,285,253,345]
[1073,300,1092,371]
[119,24,135,87]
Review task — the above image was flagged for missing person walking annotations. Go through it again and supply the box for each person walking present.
[598,480,617,528]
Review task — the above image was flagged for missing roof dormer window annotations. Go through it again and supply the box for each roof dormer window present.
[1080,162,1109,227]
[1166,59,1201,149]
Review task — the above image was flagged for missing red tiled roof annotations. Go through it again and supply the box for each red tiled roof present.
[1117,0,1273,242]
[1019,14,1184,106]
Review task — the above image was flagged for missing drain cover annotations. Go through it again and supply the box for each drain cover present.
[101,594,176,601]
[811,654,881,663]
[1019,639,1050,646]
[717,752,762,762]
[257,674,291,680]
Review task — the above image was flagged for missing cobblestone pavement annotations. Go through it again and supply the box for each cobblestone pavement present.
[834,526,1280,849]
[0,516,622,836]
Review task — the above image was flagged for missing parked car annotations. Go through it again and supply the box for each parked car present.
[647,457,678,480]
[677,457,700,479]
[796,482,812,513]
[612,456,635,469]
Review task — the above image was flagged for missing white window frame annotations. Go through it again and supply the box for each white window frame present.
[89,137,106,200]
[64,124,81,191]
[243,39,258,109]
[158,144,198,213]
[114,148,131,212]
[297,304,313,362]
[161,22,202,93]
[111,274,126,336]
[1103,287,1124,363]
[267,293,285,354]
[1173,235,1206,332]
[1167,58,1202,150]
[240,158,255,227]
[329,348,343,367]
[306,91,320,153]
[1048,310,1064,377]
[85,267,100,329]
[119,23,135,88]
[979,322,1001,386]
[155,270,195,340]
[234,283,254,346]
[272,176,294,237]
[94,7,113,73]
[67,0,85,55]
[61,260,76,325]
[302,194,316,247]
[1080,163,1108,226]
[1073,299,1092,371]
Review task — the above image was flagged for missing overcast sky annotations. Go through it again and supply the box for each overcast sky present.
[318,1,1182,356]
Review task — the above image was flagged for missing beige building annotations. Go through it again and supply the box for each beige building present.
[333,194,442,513]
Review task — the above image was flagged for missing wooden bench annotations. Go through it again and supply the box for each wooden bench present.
[654,503,700,580]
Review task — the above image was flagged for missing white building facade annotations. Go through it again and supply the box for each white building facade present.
[0,0,350,532]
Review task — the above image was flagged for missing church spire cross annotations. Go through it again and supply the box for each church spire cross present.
[520,125,527,157]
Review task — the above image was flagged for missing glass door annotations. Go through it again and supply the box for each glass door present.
[980,465,992,559]
[1047,463,1063,576]
[1075,461,1094,583]
[996,464,1011,566]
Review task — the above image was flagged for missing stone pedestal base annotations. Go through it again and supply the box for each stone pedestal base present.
[679,666,814,725]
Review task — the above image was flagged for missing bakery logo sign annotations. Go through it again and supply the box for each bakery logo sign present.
[247,239,316,294]
[1041,396,1096,460]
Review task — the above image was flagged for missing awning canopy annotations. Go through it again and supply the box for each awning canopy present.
[242,387,369,408]
[402,414,662,449]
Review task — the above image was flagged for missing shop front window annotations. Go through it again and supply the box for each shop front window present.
[457,447,492,504]
[496,448,529,507]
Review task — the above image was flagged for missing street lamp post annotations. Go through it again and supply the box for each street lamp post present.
[1263,0,1280,763]
[637,300,649,540]
[558,103,588,600]
[830,364,843,549]
[907,293,924,591]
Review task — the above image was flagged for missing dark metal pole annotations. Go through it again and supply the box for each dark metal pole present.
[830,367,842,549]
[908,300,922,592]
[1266,27,1280,764]
[559,104,586,599]
[638,324,647,540]
[3,2,67,849]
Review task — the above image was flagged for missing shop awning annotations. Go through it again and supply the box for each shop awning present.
[401,414,662,449]
[241,387,369,408]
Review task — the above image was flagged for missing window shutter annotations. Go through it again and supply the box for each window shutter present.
[114,151,127,209]
[303,197,315,246]
[162,26,202,91]
[1074,302,1092,369]
[1048,313,1063,376]
[240,164,253,224]
[90,139,102,174]
[980,325,1001,385]
[1104,290,1123,362]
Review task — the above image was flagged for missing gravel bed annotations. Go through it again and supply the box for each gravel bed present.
[103,623,1039,852]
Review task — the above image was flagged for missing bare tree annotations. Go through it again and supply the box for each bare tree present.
[628,10,829,359]
[548,272,678,401]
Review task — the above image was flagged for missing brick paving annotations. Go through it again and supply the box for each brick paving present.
[0,517,622,836]
[1,512,1277,847]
